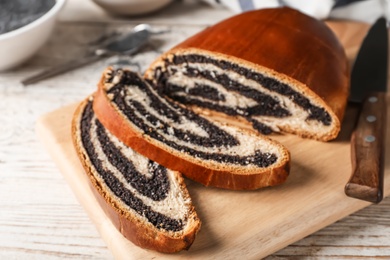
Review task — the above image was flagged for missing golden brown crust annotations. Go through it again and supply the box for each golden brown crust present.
[93,68,290,190]
[71,98,201,253]
[145,7,349,141]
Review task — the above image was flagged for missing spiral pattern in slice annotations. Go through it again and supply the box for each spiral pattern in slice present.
[146,53,334,137]
[104,68,285,171]
[76,101,195,232]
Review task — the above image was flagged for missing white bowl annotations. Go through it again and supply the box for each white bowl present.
[0,0,66,71]
[91,0,173,16]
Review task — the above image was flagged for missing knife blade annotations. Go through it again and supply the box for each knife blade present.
[345,17,388,203]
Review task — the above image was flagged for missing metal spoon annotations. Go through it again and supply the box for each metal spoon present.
[22,24,151,86]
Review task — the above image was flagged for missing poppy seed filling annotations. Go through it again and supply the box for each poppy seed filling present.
[150,54,332,135]
[80,101,184,232]
[106,69,279,168]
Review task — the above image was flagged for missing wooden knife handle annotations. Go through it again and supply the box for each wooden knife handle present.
[345,92,387,203]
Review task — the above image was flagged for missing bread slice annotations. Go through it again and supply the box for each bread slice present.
[144,7,349,141]
[93,67,290,190]
[72,98,201,253]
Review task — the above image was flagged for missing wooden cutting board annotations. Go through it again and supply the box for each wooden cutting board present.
[36,21,390,259]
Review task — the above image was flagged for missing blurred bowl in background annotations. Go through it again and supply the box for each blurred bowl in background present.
[91,0,173,16]
[0,0,66,71]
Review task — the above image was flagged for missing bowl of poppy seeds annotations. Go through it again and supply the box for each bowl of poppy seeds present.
[0,0,66,71]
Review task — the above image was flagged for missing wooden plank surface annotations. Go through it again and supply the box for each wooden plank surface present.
[1,1,390,257]
[35,20,390,258]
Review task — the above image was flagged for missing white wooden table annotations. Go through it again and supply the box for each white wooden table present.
[0,0,389,258]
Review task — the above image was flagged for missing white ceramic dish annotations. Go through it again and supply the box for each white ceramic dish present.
[91,0,173,16]
[0,0,66,71]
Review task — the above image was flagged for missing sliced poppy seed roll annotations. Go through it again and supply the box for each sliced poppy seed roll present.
[144,7,349,141]
[72,98,201,253]
[93,67,290,190]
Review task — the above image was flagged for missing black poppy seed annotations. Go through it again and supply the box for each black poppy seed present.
[109,69,278,168]
[167,54,331,126]
[80,101,183,232]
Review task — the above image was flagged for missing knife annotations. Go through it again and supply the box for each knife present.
[345,17,388,203]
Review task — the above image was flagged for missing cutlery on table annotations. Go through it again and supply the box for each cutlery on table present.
[345,17,388,203]
[22,24,152,86]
